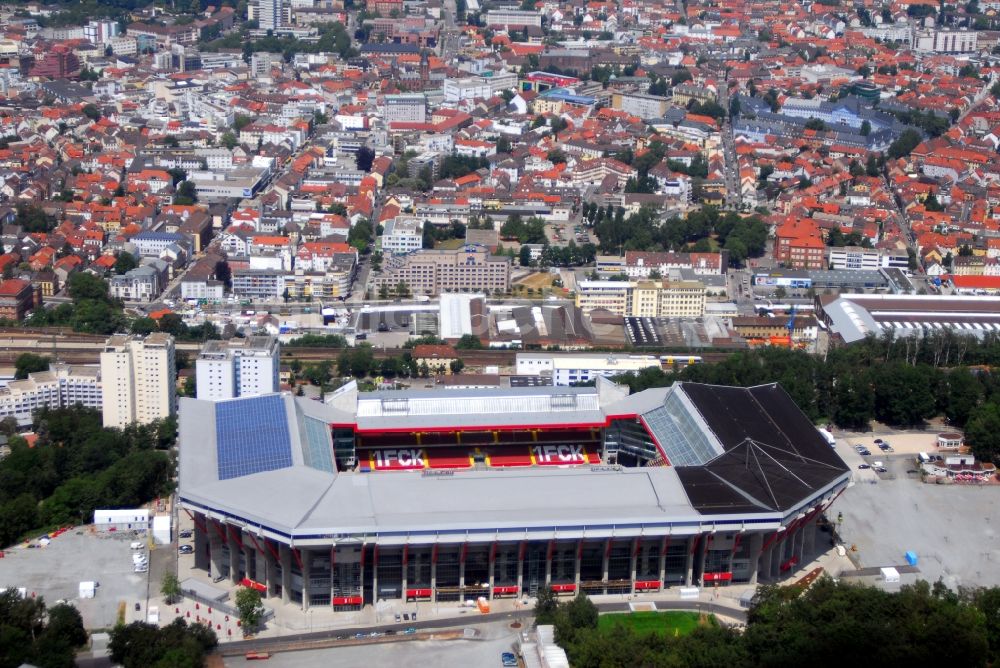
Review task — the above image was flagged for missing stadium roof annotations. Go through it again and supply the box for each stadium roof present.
[178,383,849,542]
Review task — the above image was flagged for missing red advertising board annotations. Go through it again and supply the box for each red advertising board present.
[332,596,363,606]
[406,588,432,599]
[493,585,519,596]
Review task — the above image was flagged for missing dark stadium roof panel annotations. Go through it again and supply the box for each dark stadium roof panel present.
[678,383,850,513]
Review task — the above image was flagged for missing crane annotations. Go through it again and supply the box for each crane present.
[786,305,797,339]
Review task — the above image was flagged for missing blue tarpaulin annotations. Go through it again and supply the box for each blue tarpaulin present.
[905,551,918,566]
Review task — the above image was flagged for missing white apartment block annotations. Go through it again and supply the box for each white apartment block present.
[827,246,910,272]
[380,217,423,255]
[0,364,102,426]
[515,353,661,386]
[914,28,978,54]
[383,94,427,124]
[100,333,177,429]
[196,336,280,401]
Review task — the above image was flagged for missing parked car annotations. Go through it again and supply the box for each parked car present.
[501,652,518,667]
[395,613,401,622]
[858,464,871,470]
[874,467,888,473]
[179,530,192,538]
[178,545,194,554]
[404,627,417,635]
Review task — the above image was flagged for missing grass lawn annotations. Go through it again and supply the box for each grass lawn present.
[597,611,713,637]
[434,238,466,250]
[513,271,555,290]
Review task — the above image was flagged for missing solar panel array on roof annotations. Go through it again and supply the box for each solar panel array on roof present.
[216,395,293,480]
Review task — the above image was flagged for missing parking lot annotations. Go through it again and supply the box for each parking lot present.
[835,454,1000,589]
[0,528,155,628]
[222,621,522,668]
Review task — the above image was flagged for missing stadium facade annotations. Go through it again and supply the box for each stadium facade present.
[178,379,850,610]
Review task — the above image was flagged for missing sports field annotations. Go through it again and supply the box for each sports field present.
[596,611,713,636]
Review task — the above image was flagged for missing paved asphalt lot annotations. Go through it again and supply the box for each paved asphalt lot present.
[0,529,153,629]
[836,468,1000,590]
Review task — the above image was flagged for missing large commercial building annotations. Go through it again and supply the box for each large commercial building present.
[178,380,849,611]
[371,248,511,296]
[576,279,706,318]
[196,336,281,401]
[515,353,661,386]
[0,364,101,426]
[100,334,176,428]
[819,294,1000,344]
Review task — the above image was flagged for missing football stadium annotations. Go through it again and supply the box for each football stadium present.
[178,379,850,610]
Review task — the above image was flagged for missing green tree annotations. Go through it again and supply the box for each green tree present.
[455,334,484,350]
[14,353,49,379]
[888,128,922,160]
[966,402,1000,462]
[114,252,139,275]
[161,572,181,605]
[220,131,238,149]
[860,120,871,136]
[534,586,559,625]
[235,586,265,635]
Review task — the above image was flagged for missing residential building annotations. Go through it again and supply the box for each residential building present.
[611,93,671,120]
[0,364,102,426]
[256,0,282,32]
[0,279,39,321]
[484,9,542,27]
[914,28,978,53]
[380,217,423,255]
[196,336,280,401]
[109,265,163,302]
[371,248,511,296]
[774,219,826,270]
[383,94,427,124]
[100,333,177,428]
[232,268,286,301]
[412,344,459,374]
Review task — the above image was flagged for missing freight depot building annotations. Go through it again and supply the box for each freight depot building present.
[178,380,849,610]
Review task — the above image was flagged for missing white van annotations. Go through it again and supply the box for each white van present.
[130,541,144,550]
[132,554,147,566]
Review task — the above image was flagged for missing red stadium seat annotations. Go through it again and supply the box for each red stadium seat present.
[486,445,533,467]
[424,447,474,469]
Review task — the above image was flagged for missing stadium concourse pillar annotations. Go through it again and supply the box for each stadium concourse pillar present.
[805,517,817,555]
[279,544,292,605]
[301,548,311,611]
[629,538,638,595]
[430,549,436,603]
[193,517,208,571]
[265,543,279,599]
[748,533,764,584]
[229,534,240,584]
[574,540,582,590]
[601,538,610,586]
[684,536,695,586]
[208,521,225,582]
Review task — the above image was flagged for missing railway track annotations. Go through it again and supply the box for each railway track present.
[0,327,740,368]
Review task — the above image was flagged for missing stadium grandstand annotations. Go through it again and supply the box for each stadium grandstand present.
[178,379,849,611]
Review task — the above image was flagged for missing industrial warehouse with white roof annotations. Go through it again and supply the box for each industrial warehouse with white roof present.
[178,379,850,610]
